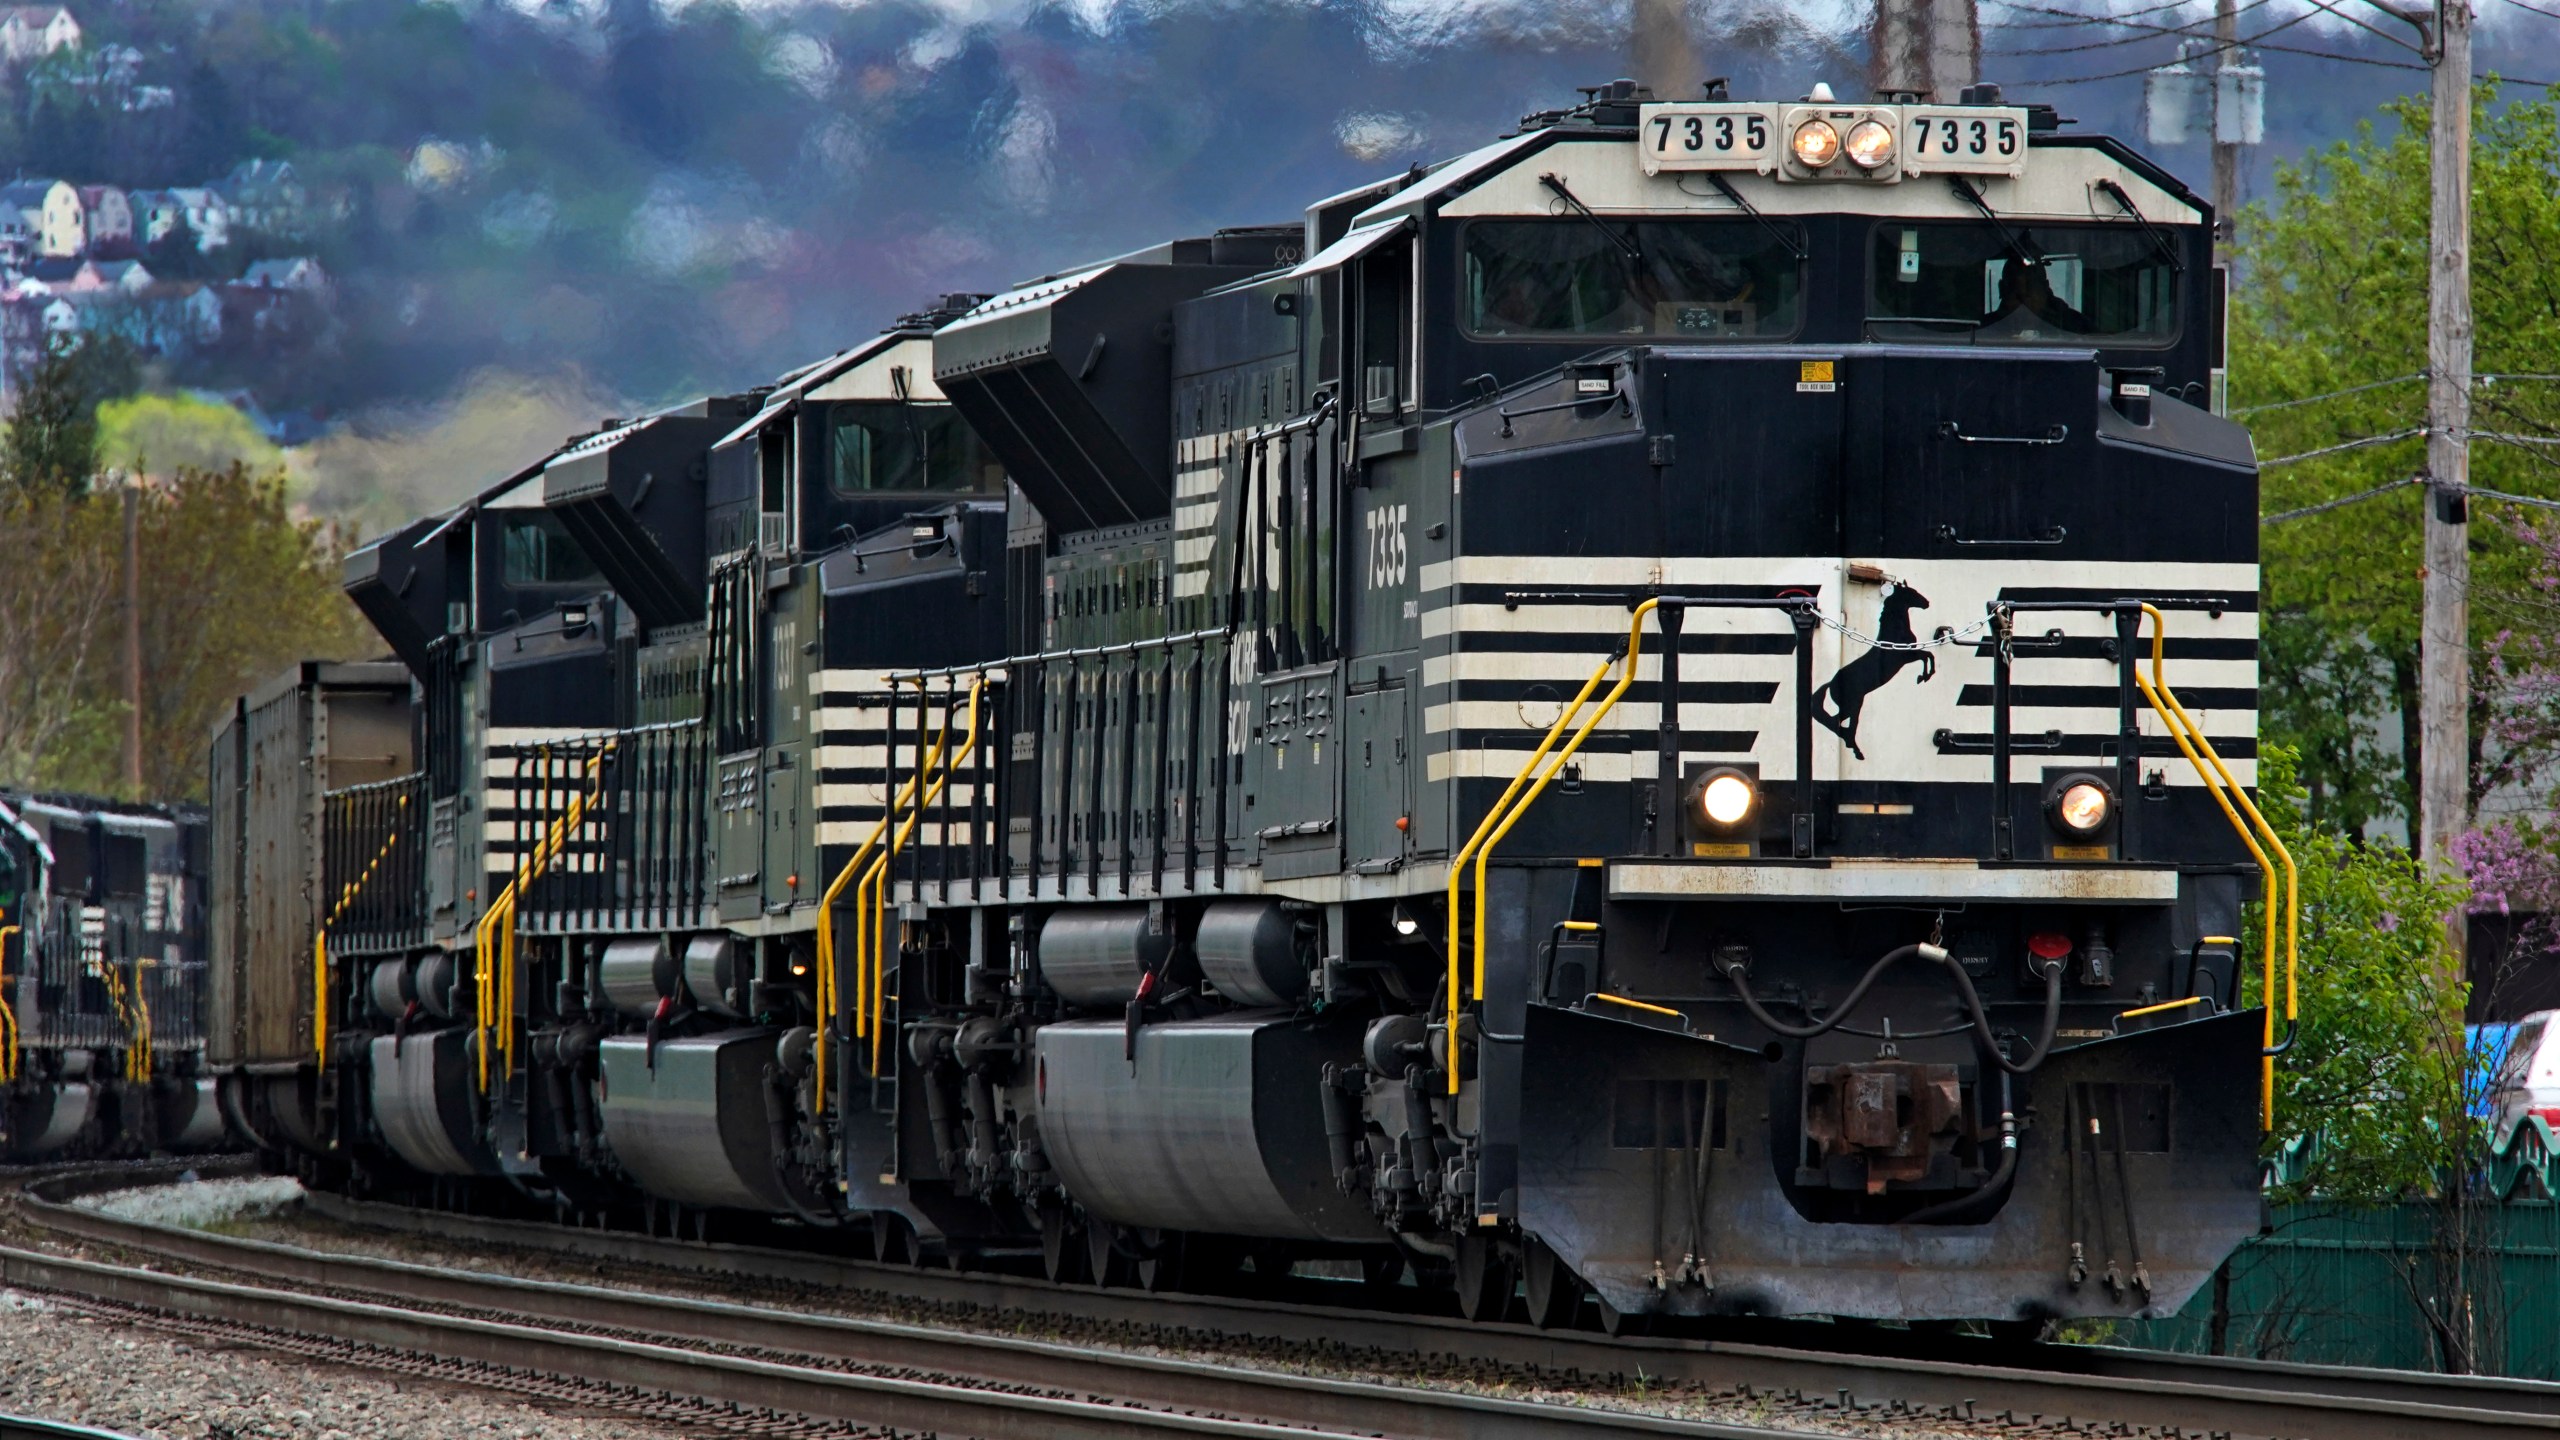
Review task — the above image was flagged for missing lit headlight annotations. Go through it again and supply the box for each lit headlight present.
[1790,119,1841,169]
[1699,770,1756,827]
[2051,780,2111,835]
[1844,118,1895,170]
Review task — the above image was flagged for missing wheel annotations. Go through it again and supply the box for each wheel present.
[1454,1234,1517,1324]
[1598,1296,1651,1338]
[1041,1207,1088,1284]
[1522,1239,1583,1331]
[1086,1221,1135,1287]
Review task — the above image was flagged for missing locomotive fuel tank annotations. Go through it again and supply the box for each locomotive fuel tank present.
[1034,1013,1382,1242]
[369,1029,497,1176]
[597,1030,790,1213]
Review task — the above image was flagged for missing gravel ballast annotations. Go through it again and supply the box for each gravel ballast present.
[0,1286,688,1439]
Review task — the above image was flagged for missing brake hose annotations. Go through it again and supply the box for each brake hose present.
[1718,943,1936,1040]
[1944,954,2066,1076]
[1721,939,2065,1076]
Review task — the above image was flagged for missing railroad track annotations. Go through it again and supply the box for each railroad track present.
[0,1417,142,1440]
[15,1169,2560,1440]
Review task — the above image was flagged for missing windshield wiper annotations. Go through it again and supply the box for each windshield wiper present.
[1946,176,2044,268]
[1703,171,1808,261]
[2094,178,2184,274]
[1539,173,1642,266]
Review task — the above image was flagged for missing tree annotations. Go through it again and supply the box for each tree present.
[97,392,284,478]
[2235,88,2560,843]
[5,335,101,494]
[1,464,376,799]
[0,488,117,785]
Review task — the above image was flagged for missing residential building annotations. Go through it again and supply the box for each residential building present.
[0,7,80,63]
[240,256,326,293]
[131,187,228,251]
[76,183,127,252]
[219,159,301,234]
[14,255,149,295]
[0,179,81,258]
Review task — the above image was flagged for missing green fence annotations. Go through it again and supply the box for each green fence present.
[2115,1122,2560,1376]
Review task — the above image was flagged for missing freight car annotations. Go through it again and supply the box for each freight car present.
[0,790,224,1159]
[214,79,2289,1333]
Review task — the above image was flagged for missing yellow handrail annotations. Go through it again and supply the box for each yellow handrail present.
[0,921,18,1084]
[2130,603,2298,1129]
[857,696,959,1048]
[1442,653,1618,1095]
[312,792,409,1070]
[473,748,611,1090]
[812,676,980,1108]
[863,679,984,1075]
[1445,598,1659,1092]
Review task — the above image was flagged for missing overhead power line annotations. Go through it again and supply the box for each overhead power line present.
[2258,428,2427,467]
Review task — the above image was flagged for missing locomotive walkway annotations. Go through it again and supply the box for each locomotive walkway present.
[10,1167,2560,1440]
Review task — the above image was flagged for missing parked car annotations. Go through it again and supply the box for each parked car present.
[2481,1011,2560,1150]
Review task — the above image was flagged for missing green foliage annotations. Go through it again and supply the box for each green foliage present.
[1,466,375,800]
[2235,88,2560,839]
[4,337,100,495]
[2251,745,2473,1205]
[96,393,285,478]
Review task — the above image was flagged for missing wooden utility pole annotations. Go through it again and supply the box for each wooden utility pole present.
[121,481,141,798]
[1868,0,1979,100]
[1631,0,1702,100]
[2419,0,2473,877]
[2210,0,2239,271]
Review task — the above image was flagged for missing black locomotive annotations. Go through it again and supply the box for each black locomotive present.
[208,79,2285,1331]
[0,790,226,1160]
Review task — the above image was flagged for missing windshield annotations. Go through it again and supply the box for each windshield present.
[1463,219,1804,340]
[1868,222,2179,345]
[828,403,992,494]
[500,512,601,588]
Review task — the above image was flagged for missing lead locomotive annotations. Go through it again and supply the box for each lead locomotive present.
[210,79,2278,1331]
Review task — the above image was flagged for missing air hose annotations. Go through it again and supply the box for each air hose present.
[1719,940,2066,1075]
[1717,942,1936,1040]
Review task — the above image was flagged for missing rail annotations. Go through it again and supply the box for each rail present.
[1452,594,1821,1093]
[508,721,711,933]
[312,777,420,1068]
[814,711,945,1111]
[2132,601,2299,1128]
[859,678,984,1075]
[0,923,15,1084]
[472,746,612,1089]
[36,1171,2560,1440]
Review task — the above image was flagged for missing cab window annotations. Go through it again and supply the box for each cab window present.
[828,404,993,494]
[500,512,601,588]
[1868,222,2179,345]
[1462,219,1804,340]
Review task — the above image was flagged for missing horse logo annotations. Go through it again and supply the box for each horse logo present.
[1810,580,1933,761]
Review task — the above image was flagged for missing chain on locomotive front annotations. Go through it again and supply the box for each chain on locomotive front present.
[232,78,2276,1333]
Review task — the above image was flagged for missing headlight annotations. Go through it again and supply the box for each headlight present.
[1699,769,1756,827]
[1844,118,1895,170]
[2051,779,2111,835]
[1790,119,1841,169]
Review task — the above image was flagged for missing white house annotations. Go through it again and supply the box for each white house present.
[76,183,127,251]
[240,256,326,292]
[0,7,80,64]
[130,187,228,251]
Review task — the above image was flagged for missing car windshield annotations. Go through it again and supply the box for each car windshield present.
[1462,219,1804,340]
[1867,221,2179,345]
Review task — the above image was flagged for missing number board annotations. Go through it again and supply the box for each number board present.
[1637,103,1778,175]
[1900,107,2029,178]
